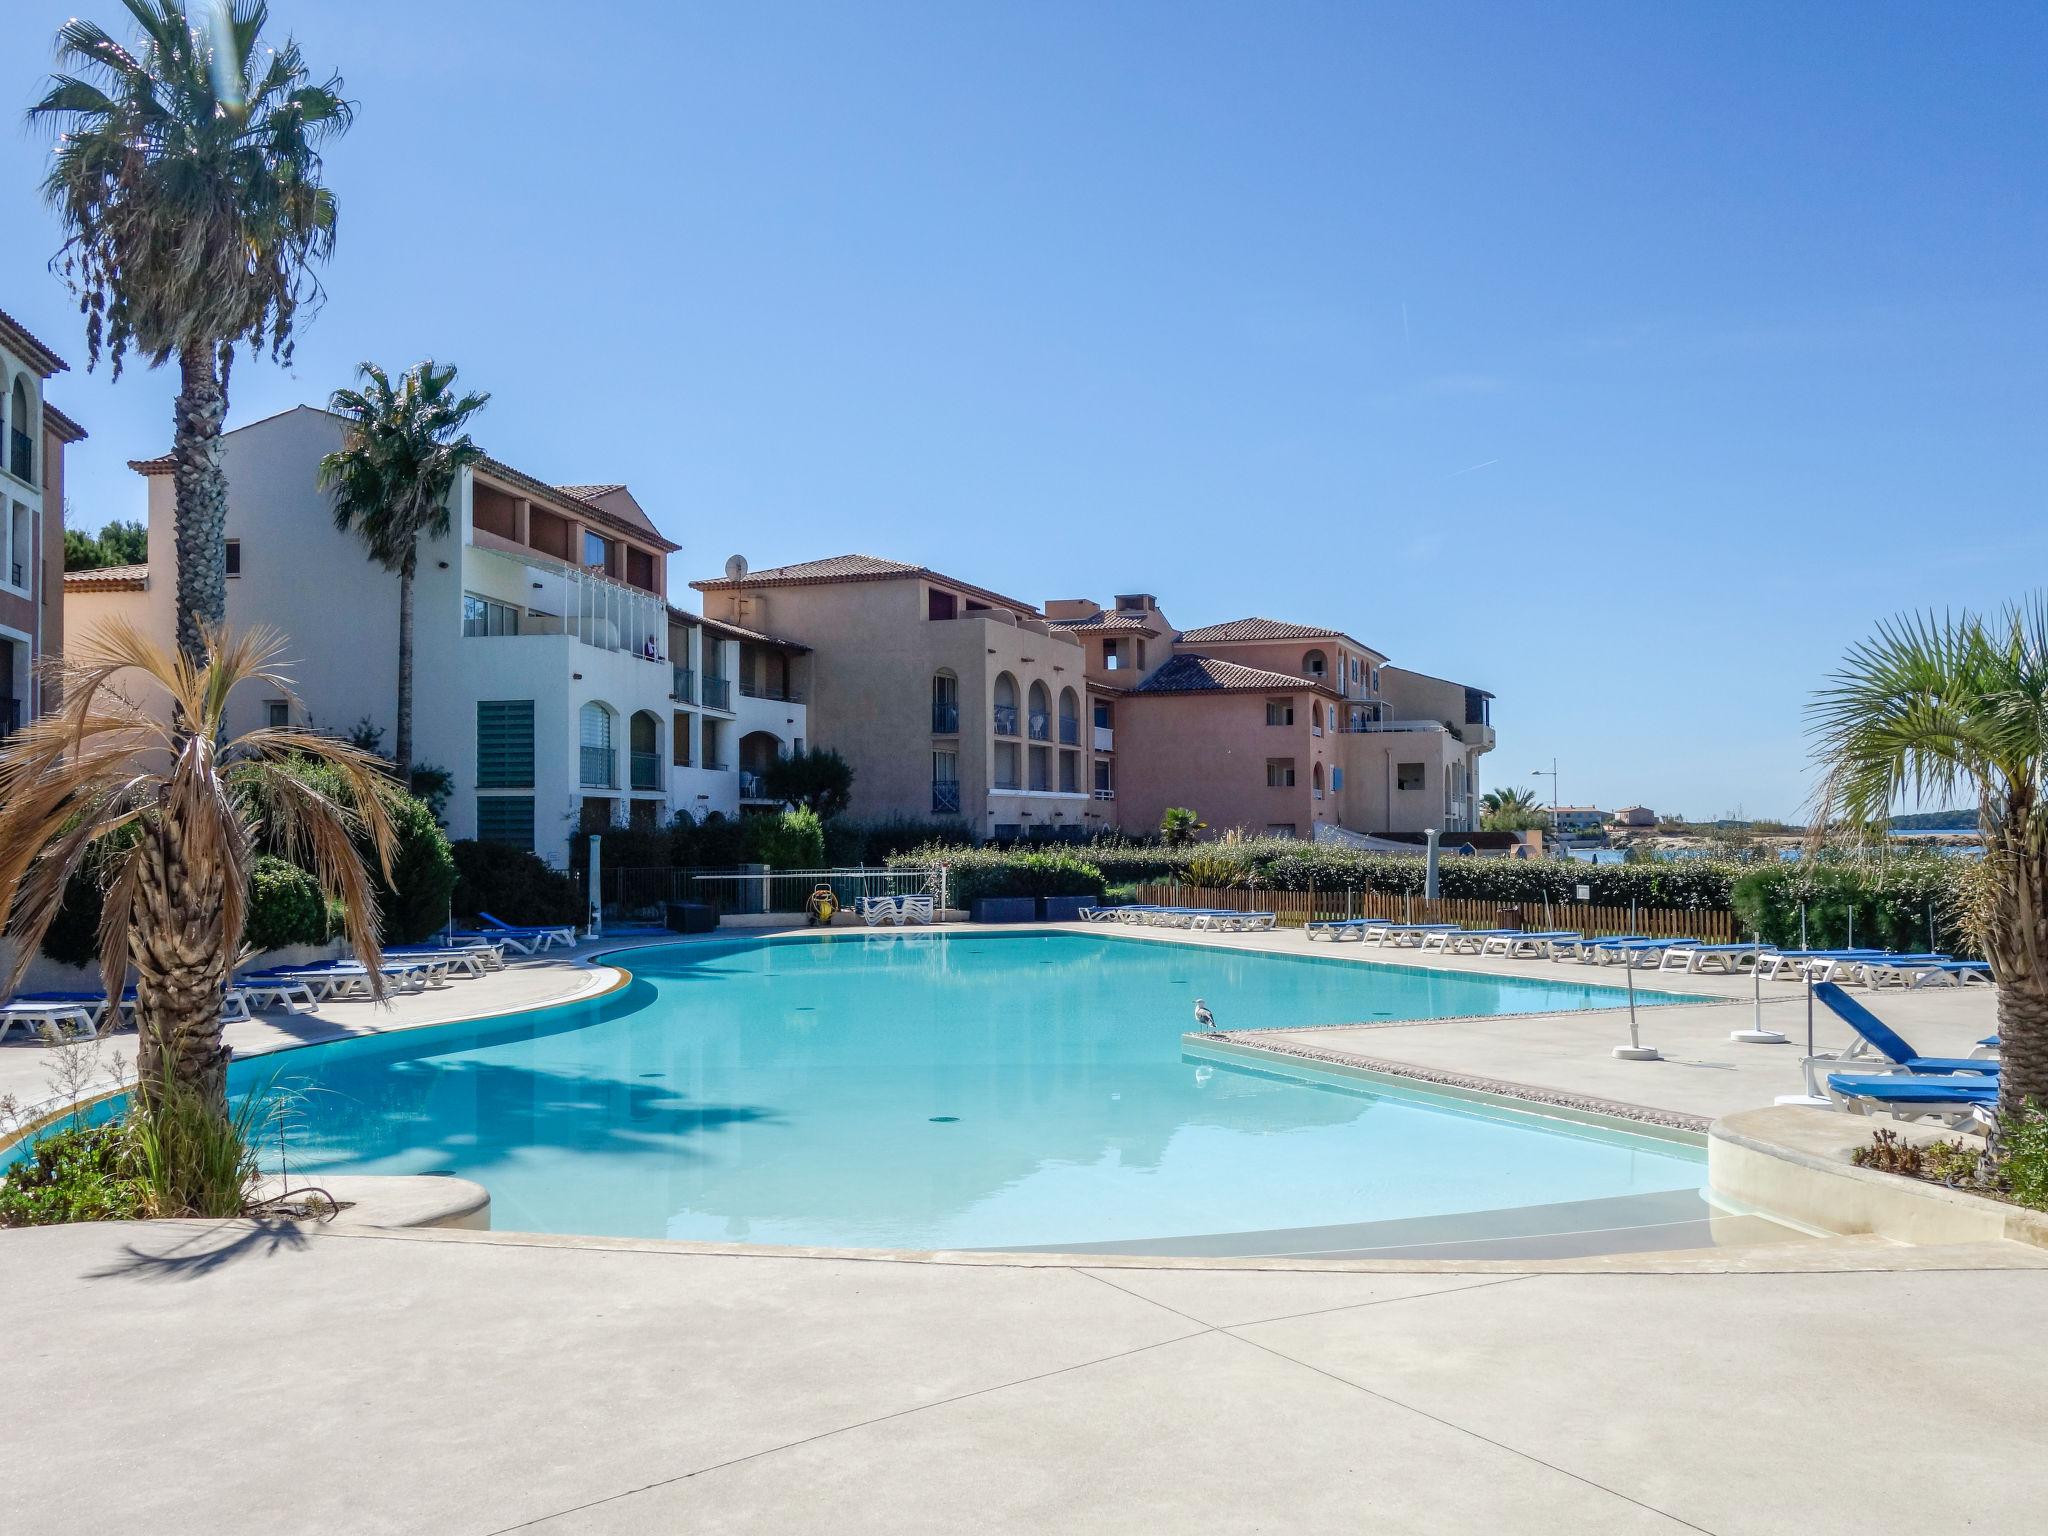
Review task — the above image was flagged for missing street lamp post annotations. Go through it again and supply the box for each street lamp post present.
[1532,760,1559,853]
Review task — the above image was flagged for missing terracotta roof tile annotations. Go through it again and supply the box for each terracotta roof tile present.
[64,562,148,591]
[692,554,1038,616]
[42,403,88,443]
[667,606,810,652]
[0,307,69,377]
[1050,613,1154,633]
[1133,653,1342,697]
[1176,616,1349,644]
[558,483,627,501]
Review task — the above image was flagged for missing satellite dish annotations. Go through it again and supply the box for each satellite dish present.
[724,554,748,580]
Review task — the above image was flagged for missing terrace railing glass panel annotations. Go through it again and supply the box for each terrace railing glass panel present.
[466,545,666,662]
[581,745,616,788]
[630,751,662,791]
[932,702,960,733]
[701,676,732,710]
[8,430,31,482]
[1058,715,1079,744]
[671,666,694,703]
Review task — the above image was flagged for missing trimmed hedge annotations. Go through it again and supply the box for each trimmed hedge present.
[245,855,330,951]
[917,847,1106,907]
[451,840,583,926]
[1730,859,1980,957]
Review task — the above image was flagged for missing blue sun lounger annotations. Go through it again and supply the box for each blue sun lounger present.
[1813,982,1998,1078]
[1304,919,1371,941]
[1825,1071,1998,1128]
[1660,942,1776,974]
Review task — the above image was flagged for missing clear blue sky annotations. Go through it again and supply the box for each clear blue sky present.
[4,1,2042,820]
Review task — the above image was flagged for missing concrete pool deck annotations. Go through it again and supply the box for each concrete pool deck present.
[4,922,2040,1533]
[3,1216,2044,1534]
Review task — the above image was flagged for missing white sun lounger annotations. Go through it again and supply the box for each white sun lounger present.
[1663,943,1775,974]
[898,895,935,926]
[1305,919,1371,942]
[0,999,102,1043]
[1476,931,1582,958]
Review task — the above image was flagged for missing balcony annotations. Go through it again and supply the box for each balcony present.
[740,771,776,801]
[463,544,666,662]
[670,666,694,704]
[993,704,1018,737]
[8,429,31,483]
[1028,711,1051,742]
[580,745,616,788]
[630,751,662,791]
[932,701,960,733]
[701,676,732,711]
[1093,725,1114,752]
[740,681,805,704]
[932,780,962,814]
[1058,715,1079,745]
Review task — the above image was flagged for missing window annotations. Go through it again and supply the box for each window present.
[579,701,616,787]
[1266,758,1296,788]
[992,824,1023,842]
[1303,648,1327,678]
[993,672,1019,737]
[1028,744,1051,791]
[994,739,1021,790]
[8,377,32,483]
[1058,750,1079,793]
[927,588,957,621]
[264,699,289,729]
[1397,761,1426,792]
[477,701,535,787]
[1312,763,1325,800]
[702,718,725,770]
[582,530,610,569]
[225,539,241,577]
[462,594,521,637]
[1265,698,1294,727]
[1311,703,1323,735]
[1093,757,1113,792]
[1027,681,1051,741]
[476,795,535,851]
[1102,638,1123,670]
[1266,824,1298,838]
[932,671,960,732]
[672,711,692,766]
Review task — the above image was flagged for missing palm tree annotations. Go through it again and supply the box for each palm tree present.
[1481,786,1543,815]
[1809,597,2048,1119]
[320,361,490,779]
[30,1,353,664]
[0,621,398,1130]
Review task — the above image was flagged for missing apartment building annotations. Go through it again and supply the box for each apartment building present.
[65,405,804,865]
[666,607,810,819]
[692,556,1107,840]
[1,306,87,736]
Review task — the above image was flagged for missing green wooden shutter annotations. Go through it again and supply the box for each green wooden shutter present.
[477,701,534,788]
[475,795,535,851]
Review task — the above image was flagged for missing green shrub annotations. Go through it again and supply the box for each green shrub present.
[40,867,105,967]
[245,855,329,951]
[450,840,582,925]
[1730,858,1976,956]
[743,807,826,869]
[822,815,974,866]
[915,845,1104,906]
[671,810,748,868]
[0,1121,151,1227]
[2001,1103,2048,1210]
[378,792,459,944]
[566,824,674,875]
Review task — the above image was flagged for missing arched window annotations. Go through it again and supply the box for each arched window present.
[993,672,1019,737]
[7,377,31,484]
[932,670,959,732]
[628,709,660,791]
[1057,686,1080,744]
[1311,701,1323,731]
[1303,648,1327,679]
[1027,680,1051,741]
[579,702,616,787]
[1312,762,1326,800]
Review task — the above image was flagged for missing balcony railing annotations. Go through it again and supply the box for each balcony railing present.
[1091,787,1116,801]
[701,676,732,710]
[740,681,805,704]
[1093,725,1114,752]
[1058,715,1079,745]
[464,543,665,662]
[932,702,960,733]
[580,745,616,788]
[992,704,1018,737]
[9,561,22,589]
[703,757,729,772]
[8,429,31,483]
[671,666,694,703]
[932,780,962,814]
[1028,710,1051,742]
[630,751,662,791]
[740,771,775,800]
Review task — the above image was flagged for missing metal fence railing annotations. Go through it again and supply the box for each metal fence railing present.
[602,865,947,921]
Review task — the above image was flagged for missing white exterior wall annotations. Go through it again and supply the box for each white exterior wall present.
[63,407,683,867]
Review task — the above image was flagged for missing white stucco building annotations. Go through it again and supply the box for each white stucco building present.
[66,406,807,866]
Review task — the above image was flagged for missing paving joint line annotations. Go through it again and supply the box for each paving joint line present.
[1077,1268,1721,1535]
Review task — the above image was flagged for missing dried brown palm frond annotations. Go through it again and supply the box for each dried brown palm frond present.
[0,620,398,1116]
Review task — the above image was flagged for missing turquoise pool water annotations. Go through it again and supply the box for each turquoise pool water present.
[8,932,1709,1248]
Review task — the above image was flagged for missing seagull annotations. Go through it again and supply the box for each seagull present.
[1193,998,1217,1031]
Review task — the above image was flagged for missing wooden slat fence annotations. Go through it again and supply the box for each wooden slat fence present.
[1131,883,1735,942]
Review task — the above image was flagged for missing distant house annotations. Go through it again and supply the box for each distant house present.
[1613,805,1656,827]
[2,305,87,738]
[1549,806,1607,833]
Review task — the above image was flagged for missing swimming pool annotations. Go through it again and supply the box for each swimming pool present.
[92,930,1697,1250]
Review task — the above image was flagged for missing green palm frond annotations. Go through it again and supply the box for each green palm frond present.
[320,359,491,576]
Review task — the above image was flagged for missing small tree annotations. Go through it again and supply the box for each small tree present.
[1160,807,1205,847]
[761,748,854,820]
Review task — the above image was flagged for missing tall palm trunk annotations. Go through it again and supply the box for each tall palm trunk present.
[171,347,231,665]
[129,788,235,1118]
[1986,794,2048,1119]
[394,556,415,780]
